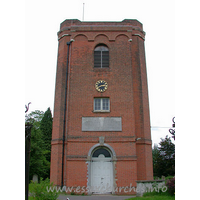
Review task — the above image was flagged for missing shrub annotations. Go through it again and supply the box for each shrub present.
[29,178,59,200]
[166,177,175,195]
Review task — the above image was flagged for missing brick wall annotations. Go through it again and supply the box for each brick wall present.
[50,19,153,193]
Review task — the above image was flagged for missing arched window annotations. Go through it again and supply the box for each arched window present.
[94,45,109,68]
[92,148,111,157]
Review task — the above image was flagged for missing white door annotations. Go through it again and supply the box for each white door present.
[91,154,113,193]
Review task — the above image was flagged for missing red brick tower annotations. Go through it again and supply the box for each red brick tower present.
[50,19,153,194]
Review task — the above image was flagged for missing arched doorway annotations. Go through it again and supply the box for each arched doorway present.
[87,144,116,194]
[91,148,113,193]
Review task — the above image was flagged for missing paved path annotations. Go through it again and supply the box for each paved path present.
[58,194,135,200]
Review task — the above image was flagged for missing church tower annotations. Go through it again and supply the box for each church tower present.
[50,19,153,194]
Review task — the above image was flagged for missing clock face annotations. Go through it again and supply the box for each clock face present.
[95,80,108,92]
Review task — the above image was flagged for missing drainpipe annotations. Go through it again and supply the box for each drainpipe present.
[61,39,74,188]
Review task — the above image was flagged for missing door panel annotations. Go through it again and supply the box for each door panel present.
[91,160,113,193]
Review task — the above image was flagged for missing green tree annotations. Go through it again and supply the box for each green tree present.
[153,135,175,177]
[25,109,51,181]
[29,123,49,180]
[25,110,44,126]
[40,107,53,162]
[152,144,162,177]
[40,107,53,179]
[159,135,175,176]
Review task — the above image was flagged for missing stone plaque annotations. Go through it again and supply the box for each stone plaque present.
[82,117,122,131]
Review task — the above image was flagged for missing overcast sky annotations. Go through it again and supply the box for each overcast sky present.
[25,0,175,146]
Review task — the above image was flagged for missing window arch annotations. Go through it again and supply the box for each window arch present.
[92,148,111,158]
[94,44,109,68]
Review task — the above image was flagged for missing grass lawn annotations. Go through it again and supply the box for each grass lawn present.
[126,190,175,200]
[126,189,175,200]
[126,196,175,200]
